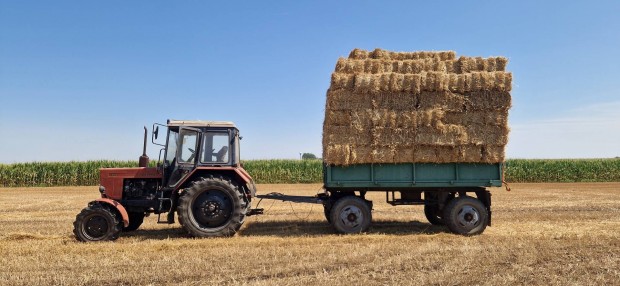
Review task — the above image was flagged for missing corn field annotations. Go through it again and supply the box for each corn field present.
[0,159,618,187]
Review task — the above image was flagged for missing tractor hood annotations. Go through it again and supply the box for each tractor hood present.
[99,167,161,200]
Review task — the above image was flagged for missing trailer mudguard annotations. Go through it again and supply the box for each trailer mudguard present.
[93,198,129,227]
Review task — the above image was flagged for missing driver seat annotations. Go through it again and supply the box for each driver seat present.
[215,146,228,162]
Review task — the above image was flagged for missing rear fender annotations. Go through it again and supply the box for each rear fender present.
[92,198,129,227]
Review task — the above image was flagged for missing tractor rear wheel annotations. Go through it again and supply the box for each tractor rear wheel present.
[73,203,121,242]
[443,196,488,235]
[178,176,246,238]
[330,196,372,234]
[123,212,145,232]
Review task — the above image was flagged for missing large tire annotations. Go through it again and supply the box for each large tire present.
[330,196,372,234]
[177,176,246,238]
[424,204,444,225]
[123,212,145,232]
[73,203,121,242]
[443,196,489,235]
[323,205,332,223]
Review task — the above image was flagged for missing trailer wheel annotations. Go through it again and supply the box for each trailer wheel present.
[330,196,371,234]
[443,196,488,235]
[178,176,245,238]
[424,205,444,225]
[323,205,332,223]
[122,212,145,232]
[73,203,121,242]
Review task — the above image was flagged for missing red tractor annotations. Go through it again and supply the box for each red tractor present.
[73,120,256,242]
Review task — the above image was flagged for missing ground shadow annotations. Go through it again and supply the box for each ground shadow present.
[119,220,447,240]
[239,219,447,237]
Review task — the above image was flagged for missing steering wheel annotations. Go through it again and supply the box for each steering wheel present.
[186,147,196,162]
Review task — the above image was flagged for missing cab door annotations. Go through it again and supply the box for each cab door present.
[166,127,201,187]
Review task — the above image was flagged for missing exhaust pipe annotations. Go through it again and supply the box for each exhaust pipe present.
[138,126,150,167]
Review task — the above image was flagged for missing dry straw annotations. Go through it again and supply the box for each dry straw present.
[323,49,511,165]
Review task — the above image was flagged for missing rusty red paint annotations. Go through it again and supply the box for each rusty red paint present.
[99,167,161,200]
[174,166,253,189]
[94,198,129,227]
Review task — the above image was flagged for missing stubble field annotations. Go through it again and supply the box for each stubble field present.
[1,183,619,285]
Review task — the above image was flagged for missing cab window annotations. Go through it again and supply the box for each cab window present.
[201,132,230,163]
[178,129,199,164]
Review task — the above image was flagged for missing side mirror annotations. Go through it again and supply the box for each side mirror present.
[154,126,159,140]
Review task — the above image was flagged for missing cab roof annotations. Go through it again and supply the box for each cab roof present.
[167,120,236,128]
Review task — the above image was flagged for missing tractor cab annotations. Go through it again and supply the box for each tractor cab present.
[156,120,241,188]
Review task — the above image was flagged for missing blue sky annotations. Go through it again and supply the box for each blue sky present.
[1,1,619,163]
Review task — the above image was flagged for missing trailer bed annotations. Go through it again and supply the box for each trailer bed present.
[324,163,502,189]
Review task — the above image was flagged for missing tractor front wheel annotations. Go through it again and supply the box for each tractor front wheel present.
[73,203,121,242]
[123,212,145,232]
[177,176,246,238]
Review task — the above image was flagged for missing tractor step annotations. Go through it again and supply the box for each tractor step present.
[157,197,174,224]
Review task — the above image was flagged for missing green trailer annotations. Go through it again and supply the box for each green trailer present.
[318,162,503,235]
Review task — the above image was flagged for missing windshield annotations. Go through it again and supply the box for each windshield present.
[164,129,178,166]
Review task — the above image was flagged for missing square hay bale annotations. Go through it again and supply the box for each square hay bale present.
[466,125,510,146]
[325,90,375,110]
[413,146,438,163]
[393,146,415,163]
[350,145,373,164]
[417,91,466,112]
[463,91,512,111]
[324,126,372,145]
[372,127,415,146]
[481,145,505,163]
[371,146,396,163]
[325,110,352,126]
[415,125,468,146]
[349,48,370,59]
[443,111,508,126]
[323,144,350,166]
[461,145,483,162]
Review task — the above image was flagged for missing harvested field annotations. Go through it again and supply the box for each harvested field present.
[1,183,619,285]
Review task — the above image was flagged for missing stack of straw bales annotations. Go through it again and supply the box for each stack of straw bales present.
[323,48,512,165]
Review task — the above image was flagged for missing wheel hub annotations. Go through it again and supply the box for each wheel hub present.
[339,206,363,228]
[84,215,108,238]
[457,205,480,227]
[192,190,232,228]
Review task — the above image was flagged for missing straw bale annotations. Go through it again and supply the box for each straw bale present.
[325,90,374,110]
[335,57,508,75]
[349,48,370,59]
[324,126,372,145]
[393,146,415,163]
[330,72,512,94]
[324,49,511,165]
[413,146,438,163]
[325,110,351,126]
[417,91,466,112]
[464,91,512,111]
[371,146,396,163]
[324,144,350,166]
[461,145,483,162]
[466,125,510,145]
[373,127,415,146]
[416,125,468,146]
[350,145,372,164]
[482,145,505,163]
[444,111,508,126]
